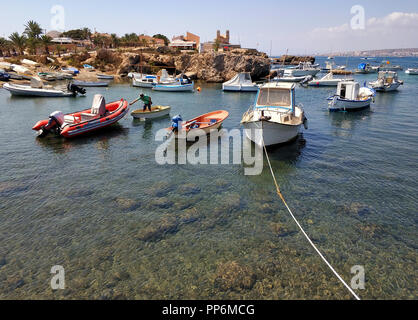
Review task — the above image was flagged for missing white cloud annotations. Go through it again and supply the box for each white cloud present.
[307,12,418,52]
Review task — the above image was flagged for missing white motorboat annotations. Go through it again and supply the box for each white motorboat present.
[222,73,259,92]
[369,71,403,92]
[328,81,375,111]
[284,62,320,77]
[241,82,308,147]
[356,63,379,74]
[132,74,157,88]
[308,73,352,87]
[21,59,40,67]
[405,68,418,75]
[2,77,85,97]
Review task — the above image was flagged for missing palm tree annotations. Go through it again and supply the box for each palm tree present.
[40,35,52,54]
[0,37,8,57]
[26,37,39,55]
[111,34,120,48]
[56,44,62,57]
[24,20,43,39]
[81,28,91,40]
[9,32,26,55]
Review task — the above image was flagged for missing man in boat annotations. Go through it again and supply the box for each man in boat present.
[131,93,152,112]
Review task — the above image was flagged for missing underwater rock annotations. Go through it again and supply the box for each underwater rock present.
[136,216,178,242]
[214,178,231,189]
[258,203,275,214]
[270,222,297,238]
[148,197,173,209]
[177,183,201,196]
[358,223,384,239]
[114,197,141,211]
[113,270,130,281]
[146,181,174,197]
[179,208,200,224]
[214,261,257,291]
[337,202,375,217]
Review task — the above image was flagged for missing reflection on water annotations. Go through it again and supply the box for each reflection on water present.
[0,58,417,300]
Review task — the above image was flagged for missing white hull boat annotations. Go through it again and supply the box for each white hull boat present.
[132,74,157,88]
[405,68,418,75]
[241,82,308,147]
[328,81,375,111]
[369,71,403,92]
[3,83,76,97]
[153,82,194,92]
[308,73,352,87]
[284,68,320,77]
[97,74,114,80]
[273,75,309,83]
[223,73,259,92]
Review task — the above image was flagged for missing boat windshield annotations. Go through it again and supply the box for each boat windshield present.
[257,88,291,107]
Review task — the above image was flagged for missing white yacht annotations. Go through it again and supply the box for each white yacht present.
[241,82,308,146]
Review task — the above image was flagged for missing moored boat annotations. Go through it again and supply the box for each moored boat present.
[0,70,10,81]
[32,94,129,138]
[222,73,259,92]
[153,79,194,92]
[131,105,171,119]
[72,80,109,87]
[308,72,352,87]
[327,81,375,111]
[132,74,157,88]
[168,110,229,137]
[369,71,403,92]
[3,77,86,97]
[97,74,114,80]
[284,62,320,77]
[405,68,418,75]
[241,82,308,147]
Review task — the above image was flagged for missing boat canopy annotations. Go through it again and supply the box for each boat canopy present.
[358,63,367,70]
[256,83,295,108]
[336,81,360,100]
[224,73,253,86]
[30,76,43,88]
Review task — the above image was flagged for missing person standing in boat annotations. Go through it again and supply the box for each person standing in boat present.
[131,93,152,112]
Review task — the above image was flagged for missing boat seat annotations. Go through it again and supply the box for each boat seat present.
[64,115,76,124]
[80,112,99,122]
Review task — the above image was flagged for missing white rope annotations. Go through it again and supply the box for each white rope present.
[260,127,361,300]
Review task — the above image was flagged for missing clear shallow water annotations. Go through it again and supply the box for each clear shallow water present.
[0,57,417,299]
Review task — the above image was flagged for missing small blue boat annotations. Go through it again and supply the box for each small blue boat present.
[0,70,11,81]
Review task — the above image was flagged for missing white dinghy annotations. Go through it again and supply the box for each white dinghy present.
[222,73,259,92]
[369,71,403,92]
[405,68,418,75]
[241,83,308,147]
[328,81,375,111]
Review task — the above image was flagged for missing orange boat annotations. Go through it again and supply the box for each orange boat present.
[168,110,229,136]
[33,94,129,138]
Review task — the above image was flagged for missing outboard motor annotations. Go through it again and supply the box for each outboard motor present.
[38,111,65,138]
[171,115,183,133]
[67,82,86,95]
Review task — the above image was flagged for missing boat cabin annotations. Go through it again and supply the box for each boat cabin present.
[255,82,296,113]
[336,81,360,100]
[378,71,398,84]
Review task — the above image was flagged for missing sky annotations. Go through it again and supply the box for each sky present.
[1,0,418,55]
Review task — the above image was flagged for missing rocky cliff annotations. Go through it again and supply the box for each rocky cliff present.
[117,50,271,82]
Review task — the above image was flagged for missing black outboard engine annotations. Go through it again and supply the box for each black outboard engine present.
[67,82,86,95]
[38,111,65,138]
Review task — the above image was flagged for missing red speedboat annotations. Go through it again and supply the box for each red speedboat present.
[33,94,129,138]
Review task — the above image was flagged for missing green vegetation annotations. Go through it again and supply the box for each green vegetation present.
[9,32,27,55]
[153,34,169,46]
[62,28,91,40]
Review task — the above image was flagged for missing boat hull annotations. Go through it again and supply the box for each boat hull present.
[372,82,402,92]
[328,97,371,111]
[72,81,109,87]
[285,69,320,77]
[3,83,75,97]
[243,120,301,147]
[222,85,258,92]
[131,106,171,119]
[132,78,154,88]
[153,83,194,92]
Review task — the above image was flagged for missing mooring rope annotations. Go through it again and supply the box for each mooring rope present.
[260,127,361,300]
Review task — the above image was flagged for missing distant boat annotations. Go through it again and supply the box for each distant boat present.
[379,61,403,71]
[328,81,375,111]
[61,67,79,75]
[369,71,403,92]
[72,80,109,87]
[405,68,418,75]
[241,82,308,146]
[273,75,311,83]
[97,74,114,80]
[21,59,40,67]
[223,73,259,91]
[153,82,194,92]
[356,63,379,74]
[132,74,157,88]
[284,62,320,77]
[308,73,352,87]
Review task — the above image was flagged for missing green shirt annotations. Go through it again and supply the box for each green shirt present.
[139,95,151,104]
